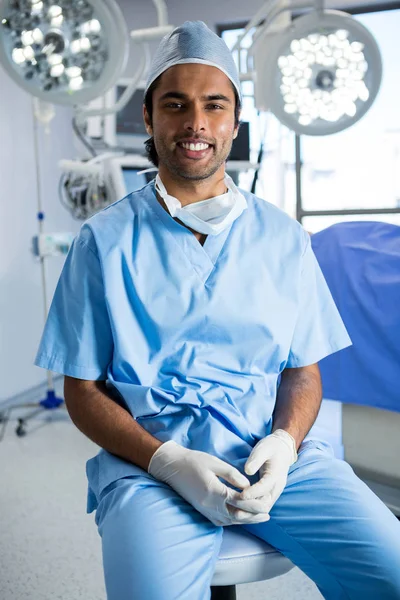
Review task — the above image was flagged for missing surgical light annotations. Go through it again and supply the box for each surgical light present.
[0,0,129,105]
[241,7,383,135]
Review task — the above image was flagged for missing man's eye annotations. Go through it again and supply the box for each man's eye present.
[207,104,224,110]
[166,103,183,109]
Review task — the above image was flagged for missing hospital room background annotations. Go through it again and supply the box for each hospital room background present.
[0,0,399,598]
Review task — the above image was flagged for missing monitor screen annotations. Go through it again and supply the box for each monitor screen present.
[122,168,148,194]
[116,86,147,136]
[115,85,148,152]
[228,122,250,161]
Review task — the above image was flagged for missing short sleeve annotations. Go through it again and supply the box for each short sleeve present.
[34,227,113,380]
[286,233,352,368]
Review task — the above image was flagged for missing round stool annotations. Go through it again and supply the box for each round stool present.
[210,525,294,599]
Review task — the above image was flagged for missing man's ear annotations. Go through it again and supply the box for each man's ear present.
[233,123,240,140]
[233,110,241,140]
[143,105,153,136]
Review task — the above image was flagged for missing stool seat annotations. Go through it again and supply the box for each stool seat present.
[211,525,294,587]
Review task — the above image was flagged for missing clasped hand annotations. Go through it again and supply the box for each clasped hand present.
[232,429,298,517]
[148,430,297,526]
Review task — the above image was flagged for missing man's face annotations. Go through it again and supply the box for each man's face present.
[144,63,239,181]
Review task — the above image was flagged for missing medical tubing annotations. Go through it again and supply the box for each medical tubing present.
[61,175,83,219]
[58,173,76,219]
[58,173,86,220]
[72,117,97,158]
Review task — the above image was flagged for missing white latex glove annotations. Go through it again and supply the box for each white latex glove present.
[148,440,271,526]
[234,429,298,514]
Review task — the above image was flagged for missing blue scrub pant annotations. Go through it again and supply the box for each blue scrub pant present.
[93,440,400,599]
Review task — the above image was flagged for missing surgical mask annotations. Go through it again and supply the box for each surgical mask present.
[155,174,248,236]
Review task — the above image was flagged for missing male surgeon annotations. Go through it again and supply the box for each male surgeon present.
[35,21,400,600]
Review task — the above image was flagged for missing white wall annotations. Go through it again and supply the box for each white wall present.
[0,73,80,401]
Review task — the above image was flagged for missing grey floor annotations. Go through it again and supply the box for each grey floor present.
[0,405,322,600]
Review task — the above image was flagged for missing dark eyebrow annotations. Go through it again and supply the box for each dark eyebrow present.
[158,91,232,104]
[205,94,232,104]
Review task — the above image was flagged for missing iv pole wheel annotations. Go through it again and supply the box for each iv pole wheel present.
[16,419,27,437]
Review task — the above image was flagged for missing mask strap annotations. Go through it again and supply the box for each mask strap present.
[155,174,166,195]
[155,175,182,217]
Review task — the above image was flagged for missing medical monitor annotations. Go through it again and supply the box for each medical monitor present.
[229,122,250,161]
[115,81,148,152]
[86,79,148,152]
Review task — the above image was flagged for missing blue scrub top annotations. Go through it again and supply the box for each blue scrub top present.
[35,181,351,504]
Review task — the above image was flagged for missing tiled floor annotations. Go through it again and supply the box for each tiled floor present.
[0,407,322,600]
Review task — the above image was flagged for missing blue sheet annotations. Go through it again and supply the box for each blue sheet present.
[312,221,400,413]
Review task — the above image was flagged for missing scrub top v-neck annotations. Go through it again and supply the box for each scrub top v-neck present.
[146,183,233,284]
[34,180,351,502]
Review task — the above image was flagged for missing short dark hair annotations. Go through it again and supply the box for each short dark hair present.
[143,74,242,167]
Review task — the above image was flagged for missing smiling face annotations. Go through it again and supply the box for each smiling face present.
[144,63,239,182]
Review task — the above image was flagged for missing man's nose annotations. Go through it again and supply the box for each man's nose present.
[184,105,206,133]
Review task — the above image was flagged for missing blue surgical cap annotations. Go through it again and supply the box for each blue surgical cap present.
[144,21,242,102]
